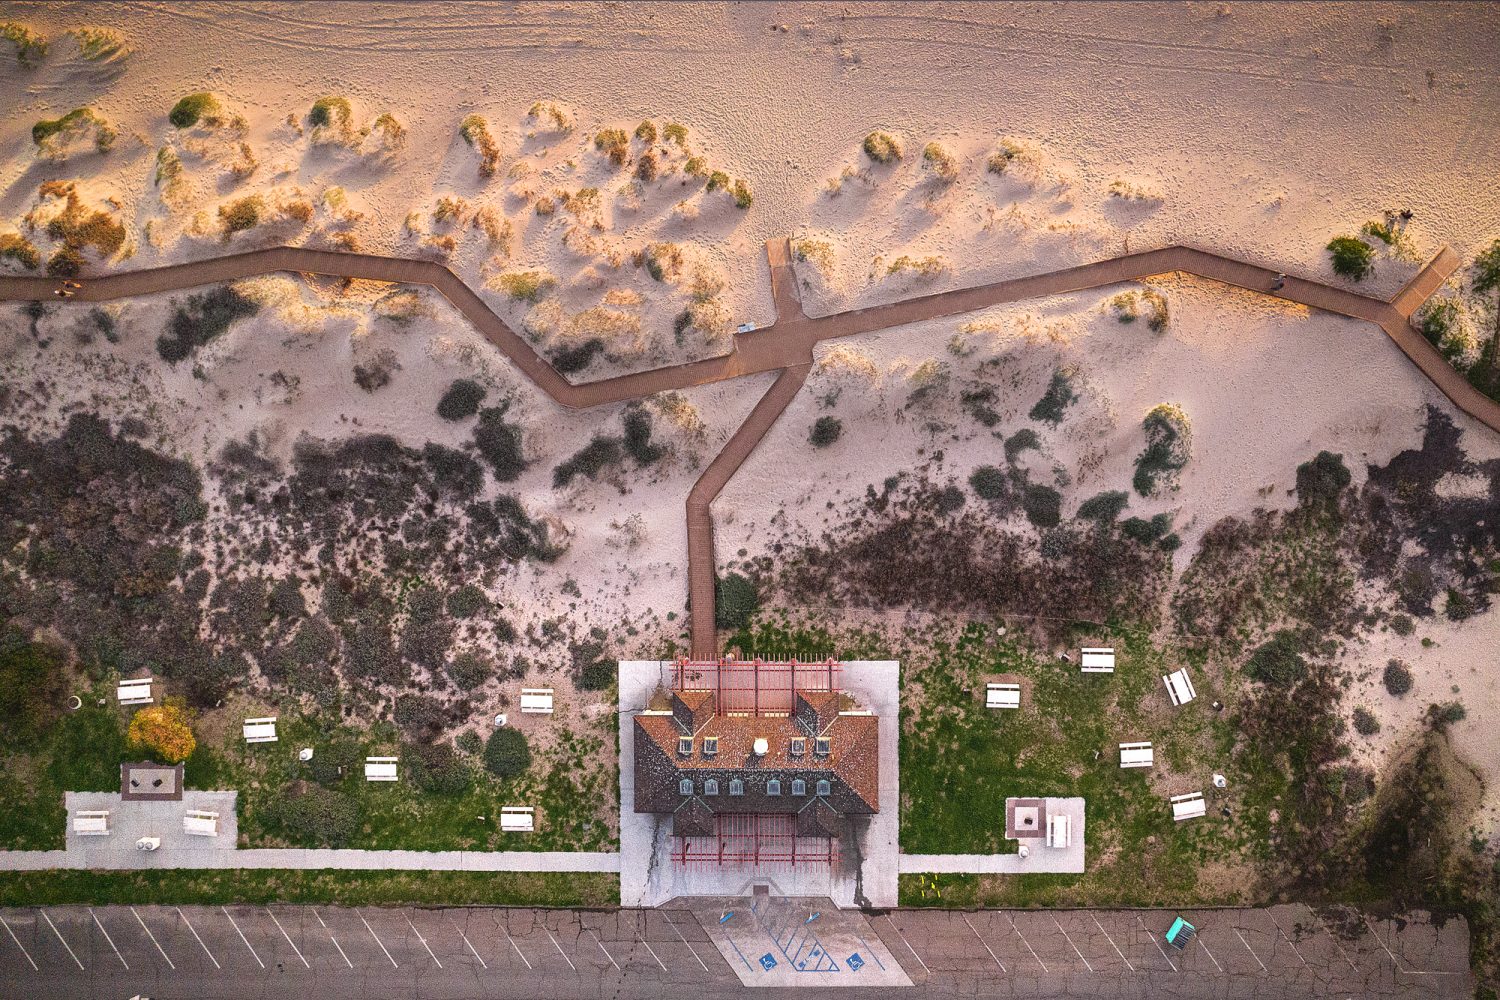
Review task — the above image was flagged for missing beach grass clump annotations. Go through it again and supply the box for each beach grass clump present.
[1133,402,1192,496]
[633,120,657,143]
[32,107,116,154]
[2,22,47,67]
[496,270,557,303]
[1417,298,1480,370]
[1110,288,1169,332]
[794,237,835,277]
[642,242,685,282]
[525,101,574,134]
[1326,235,1375,281]
[0,233,41,271]
[45,247,85,277]
[862,131,902,164]
[593,128,629,166]
[218,195,266,234]
[1108,179,1161,202]
[70,27,128,62]
[309,95,352,131]
[37,183,126,259]
[369,112,407,151]
[155,145,184,193]
[459,114,501,176]
[886,255,947,280]
[921,142,957,183]
[169,92,222,128]
[663,122,688,147]
[156,285,260,363]
[731,179,754,209]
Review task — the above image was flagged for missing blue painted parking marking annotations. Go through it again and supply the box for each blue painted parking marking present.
[759,952,778,971]
[848,952,865,971]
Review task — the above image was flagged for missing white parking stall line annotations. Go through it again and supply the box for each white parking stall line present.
[269,908,311,969]
[1092,914,1134,973]
[1197,936,1223,973]
[132,907,175,970]
[588,928,619,971]
[221,907,263,970]
[883,915,930,976]
[1052,915,1093,973]
[1006,913,1047,974]
[963,915,1005,973]
[545,926,576,971]
[90,908,128,970]
[357,910,398,969]
[1233,928,1267,972]
[1362,914,1410,973]
[42,911,84,971]
[1137,916,1177,972]
[640,938,669,973]
[500,922,532,970]
[664,915,711,973]
[0,914,38,971]
[1267,912,1307,967]
[175,907,220,970]
[402,912,441,969]
[449,918,487,970]
[311,909,353,969]
[1314,914,1359,972]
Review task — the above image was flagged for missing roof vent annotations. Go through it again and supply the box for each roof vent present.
[752,737,769,757]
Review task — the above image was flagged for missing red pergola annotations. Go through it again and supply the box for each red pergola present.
[673,658,840,717]
[671,813,834,870]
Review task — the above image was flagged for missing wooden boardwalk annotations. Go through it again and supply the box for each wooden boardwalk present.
[0,240,1482,658]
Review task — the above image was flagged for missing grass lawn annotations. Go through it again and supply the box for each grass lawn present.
[0,870,618,908]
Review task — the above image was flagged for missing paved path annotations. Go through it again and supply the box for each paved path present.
[0,902,1470,998]
[0,848,620,872]
[0,240,1481,659]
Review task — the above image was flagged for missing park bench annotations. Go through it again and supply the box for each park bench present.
[183,810,220,837]
[520,688,554,714]
[72,810,111,836]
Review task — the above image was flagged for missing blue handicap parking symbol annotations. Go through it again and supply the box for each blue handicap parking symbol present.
[759,953,778,971]
[848,952,865,971]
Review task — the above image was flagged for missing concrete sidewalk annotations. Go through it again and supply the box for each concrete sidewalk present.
[0,847,620,872]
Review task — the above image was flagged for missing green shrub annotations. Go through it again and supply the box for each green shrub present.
[473,404,527,481]
[1109,289,1169,332]
[437,378,486,421]
[1132,402,1191,496]
[455,730,483,755]
[1389,614,1414,638]
[809,416,843,448]
[550,339,605,374]
[706,171,730,192]
[553,436,622,488]
[403,741,470,796]
[579,657,615,691]
[1352,707,1380,736]
[593,128,629,165]
[46,247,85,278]
[663,122,688,147]
[1427,701,1467,728]
[459,114,501,176]
[0,233,40,270]
[1022,484,1062,528]
[1029,367,1078,424]
[1327,235,1375,281]
[156,285,259,363]
[1295,451,1351,509]
[731,179,754,209]
[633,120,657,143]
[262,785,360,847]
[0,628,67,749]
[715,573,759,630]
[496,270,556,302]
[1076,490,1129,523]
[1245,630,1307,686]
[447,653,493,691]
[218,195,265,234]
[862,131,902,164]
[1121,513,1173,545]
[309,96,352,130]
[169,92,221,129]
[1004,428,1040,464]
[623,407,664,465]
[935,485,967,514]
[31,107,115,152]
[969,465,1008,500]
[447,585,489,619]
[71,27,127,62]
[642,242,684,282]
[483,727,531,779]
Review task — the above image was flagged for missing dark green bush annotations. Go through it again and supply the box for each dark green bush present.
[392,693,447,742]
[1076,490,1129,523]
[1327,235,1375,281]
[473,405,527,481]
[0,628,67,749]
[1004,429,1040,464]
[1029,368,1078,425]
[1245,630,1307,686]
[1427,701,1467,728]
[156,285,259,363]
[935,485,967,514]
[484,727,531,779]
[1352,707,1380,736]
[1121,513,1172,545]
[968,465,1009,500]
[550,339,605,375]
[1295,451,1351,509]
[437,379,486,421]
[305,738,361,786]
[169,92,219,129]
[553,436,622,488]
[447,585,488,619]
[1133,404,1191,496]
[455,729,483,755]
[1022,484,1062,528]
[809,416,843,448]
[715,572,759,630]
[623,406,664,465]
[580,658,615,690]
[262,785,360,847]
[446,652,493,691]
[46,247,84,278]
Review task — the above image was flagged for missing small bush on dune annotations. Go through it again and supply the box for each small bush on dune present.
[1294,450,1351,509]
[885,255,947,280]
[0,233,41,270]
[663,122,688,147]
[1022,484,1062,527]
[1417,298,1480,370]
[1077,490,1129,523]
[473,403,528,481]
[1327,235,1375,281]
[352,349,399,392]
[716,572,760,630]
[636,152,659,182]
[526,101,573,133]
[2,22,48,67]
[156,284,260,363]
[1133,402,1191,496]
[986,138,1027,175]
[1003,428,1040,464]
[1383,659,1413,696]
[459,114,502,176]
[809,416,843,448]
[32,107,116,153]
[594,128,629,166]
[484,727,531,779]
[496,270,557,302]
[46,247,85,277]
[437,378,487,421]
[731,179,754,209]
[862,131,902,164]
[1352,707,1380,736]
[553,436,623,488]
[218,194,265,234]
[70,27,128,62]
[706,171,730,193]
[623,406,665,465]
[1245,630,1308,686]
[1109,289,1168,332]
[642,242,685,282]
[1029,367,1079,424]
[969,465,1009,501]
[634,120,657,143]
[169,92,222,129]
[369,112,406,151]
[309,95,352,133]
[550,339,605,375]
[921,142,957,183]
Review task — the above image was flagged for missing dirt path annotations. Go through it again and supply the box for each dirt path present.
[0,241,1478,658]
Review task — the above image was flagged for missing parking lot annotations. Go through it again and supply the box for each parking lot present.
[0,902,1472,998]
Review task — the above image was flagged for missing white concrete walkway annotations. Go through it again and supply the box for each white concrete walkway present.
[0,848,621,872]
[898,797,1086,874]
